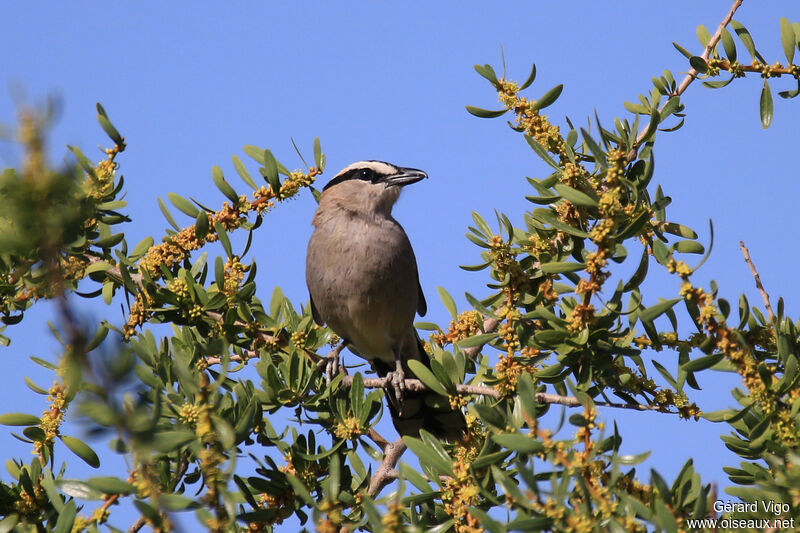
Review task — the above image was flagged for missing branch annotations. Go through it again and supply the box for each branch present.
[739,241,776,323]
[628,0,743,161]
[343,375,676,413]
[367,437,406,497]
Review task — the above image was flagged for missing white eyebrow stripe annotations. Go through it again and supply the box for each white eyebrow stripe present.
[335,160,398,178]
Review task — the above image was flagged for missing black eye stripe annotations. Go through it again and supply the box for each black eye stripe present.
[323,166,386,191]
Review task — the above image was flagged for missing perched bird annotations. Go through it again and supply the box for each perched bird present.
[305,160,466,440]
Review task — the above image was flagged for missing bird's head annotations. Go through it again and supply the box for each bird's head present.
[319,160,427,215]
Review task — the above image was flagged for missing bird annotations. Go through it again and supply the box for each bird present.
[305,160,466,441]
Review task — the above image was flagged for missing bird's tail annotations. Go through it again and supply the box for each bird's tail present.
[373,336,467,441]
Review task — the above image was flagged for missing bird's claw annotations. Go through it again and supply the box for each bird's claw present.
[318,342,347,384]
[384,362,406,415]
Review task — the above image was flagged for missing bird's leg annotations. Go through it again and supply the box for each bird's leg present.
[318,341,347,383]
[384,348,406,414]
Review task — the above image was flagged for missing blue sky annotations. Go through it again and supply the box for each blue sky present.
[1,2,798,528]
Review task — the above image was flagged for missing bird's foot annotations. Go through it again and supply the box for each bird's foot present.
[318,341,347,384]
[384,360,406,414]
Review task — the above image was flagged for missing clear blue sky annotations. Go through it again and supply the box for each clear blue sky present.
[1,2,798,529]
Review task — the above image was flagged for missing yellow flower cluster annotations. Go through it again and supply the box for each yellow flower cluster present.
[431,310,483,348]
[333,415,363,440]
[442,458,482,533]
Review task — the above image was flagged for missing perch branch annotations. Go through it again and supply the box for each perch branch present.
[342,375,675,413]
[739,241,776,323]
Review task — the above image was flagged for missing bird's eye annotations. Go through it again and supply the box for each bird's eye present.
[359,169,372,180]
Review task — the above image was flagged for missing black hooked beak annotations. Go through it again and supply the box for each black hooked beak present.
[384,167,428,187]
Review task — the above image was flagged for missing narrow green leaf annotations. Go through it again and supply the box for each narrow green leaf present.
[524,135,561,170]
[540,261,585,274]
[53,500,77,533]
[720,28,736,62]
[97,114,123,145]
[167,192,199,218]
[150,430,197,452]
[465,106,507,118]
[580,128,607,168]
[157,197,180,231]
[672,240,704,254]
[519,63,537,90]
[639,298,682,323]
[0,413,41,426]
[232,154,258,189]
[195,210,209,241]
[86,476,137,495]
[682,354,723,373]
[262,150,280,194]
[689,56,708,74]
[212,166,239,203]
[214,222,233,258]
[60,435,100,468]
[313,137,322,169]
[532,84,563,111]
[672,42,693,59]
[437,286,457,319]
[456,332,495,349]
[730,20,762,62]
[553,183,597,207]
[407,360,448,396]
[760,79,773,129]
[492,433,544,453]
[403,435,453,476]
[243,145,266,165]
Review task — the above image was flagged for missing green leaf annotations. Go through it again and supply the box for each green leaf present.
[407,360,448,396]
[232,154,258,189]
[519,63,537,90]
[150,430,197,452]
[243,145,266,165]
[760,79,773,129]
[672,240,704,254]
[55,479,105,500]
[167,192,199,218]
[682,354,723,373]
[524,135,561,170]
[689,56,708,74]
[639,298,681,323]
[53,500,77,533]
[696,24,711,47]
[730,20,762,63]
[672,42,693,59]
[437,287,457,319]
[130,236,155,259]
[456,332,496,349]
[212,166,239,203]
[313,137,322,169]
[473,63,498,86]
[540,261,585,274]
[157,493,198,510]
[492,433,544,453]
[404,435,454,476]
[97,113,123,145]
[553,183,597,207]
[213,222,233,258]
[195,210,209,241]
[59,435,100,468]
[465,105,507,118]
[87,476,137,495]
[0,413,41,426]
[532,84,563,111]
[263,149,281,195]
[157,197,180,231]
[580,128,607,168]
[720,28,736,62]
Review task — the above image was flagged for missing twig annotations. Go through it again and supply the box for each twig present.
[342,375,675,413]
[627,0,743,161]
[367,438,406,497]
[366,428,391,451]
[739,241,776,323]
